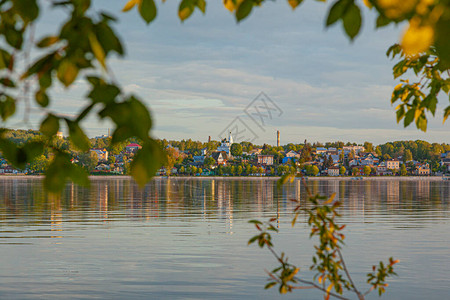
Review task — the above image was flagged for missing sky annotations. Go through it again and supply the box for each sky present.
[7,0,450,145]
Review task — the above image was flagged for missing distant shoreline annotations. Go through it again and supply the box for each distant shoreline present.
[0,175,447,181]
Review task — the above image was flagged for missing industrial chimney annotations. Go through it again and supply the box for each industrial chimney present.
[277,130,280,147]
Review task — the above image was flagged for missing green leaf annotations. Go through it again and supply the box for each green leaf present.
[130,139,165,187]
[43,152,70,194]
[14,0,39,21]
[342,2,361,40]
[57,59,79,87]
[40,114,60,137]
[0,95,16,121]
[435,17,450,70]
[88,32,106,69]
[179,0,195,21]
[44,151,90,194]
[66,119,90,151]
[404,108,415,127]
[0,77,15,88]
[236,0,253,22]
[96,23,124,56]
[0,138,19,167]
[22,141,44,163]
[4,27,24,49]
[21,52,56,79]
[0,49,13,70]
[443,106,450,123]
[35,90,50,107]
[196,0,206,13]
[68,164,90,187]
[376,14,391,28]
[87,83,120,104]
[98,96,153,144]
[139,0,157,24]
[326,0,350,26]
[265,282,277,289]
[36,36,59,48]
[396,105,405,123]
[416,114,427,132]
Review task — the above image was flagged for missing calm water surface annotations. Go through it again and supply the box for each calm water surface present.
[0,177,449,299]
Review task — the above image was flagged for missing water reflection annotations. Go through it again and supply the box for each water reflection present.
[1,177,449,226]
[0,178,449,299]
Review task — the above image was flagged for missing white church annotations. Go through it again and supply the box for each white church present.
[217,132,233,154]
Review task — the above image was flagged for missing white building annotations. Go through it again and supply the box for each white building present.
[217,132,233,154]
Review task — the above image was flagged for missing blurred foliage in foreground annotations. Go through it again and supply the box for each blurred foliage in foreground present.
[0,0,449,193]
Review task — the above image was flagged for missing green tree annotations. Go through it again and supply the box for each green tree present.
[78,151,99,172]
[339,166,346,175]
[311,165,319,176]
[179,166,185,174]
[400,164,407,176]
[258,166,264,175]
[251,165,257,175]
[230,143,243,157]
[246,165,251,175]
[29,155,49,174]
[363,165,371,176]
[191,166,197,175]
[404,149,413,162]
[203,157,215,168]
[237,165,243,176]
[364,142,373,152]
[352,167,359,176]
[108,156,116,165]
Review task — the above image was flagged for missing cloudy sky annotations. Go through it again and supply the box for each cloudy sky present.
[9,1,450,145]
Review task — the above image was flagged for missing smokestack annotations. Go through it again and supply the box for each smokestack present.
[208,136,211,143]
[277,130,280,147]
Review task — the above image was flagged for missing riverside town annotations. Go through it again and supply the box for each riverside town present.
[2,129,449,178]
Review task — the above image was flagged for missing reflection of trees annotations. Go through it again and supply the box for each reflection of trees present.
[0,178,449,227]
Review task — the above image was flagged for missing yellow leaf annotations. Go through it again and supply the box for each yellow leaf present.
[57,60,78,87]
[288,0,301,10]
[324,193,336,204]
[223,0,236,12]
[401,19,434,55]
[88,32,106,69]
[326,282,334,300]
[362,0,372,9]
[377,0,416,20]
[123,0,140,12]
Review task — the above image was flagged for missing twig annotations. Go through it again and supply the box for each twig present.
[337,248,364,299]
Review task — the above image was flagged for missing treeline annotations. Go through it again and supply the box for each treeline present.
[3,129,450,164]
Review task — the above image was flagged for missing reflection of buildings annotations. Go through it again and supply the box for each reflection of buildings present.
[386,180,400,204]
[1,178,450,231]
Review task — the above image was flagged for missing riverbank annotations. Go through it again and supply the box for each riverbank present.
[0,175,446,181]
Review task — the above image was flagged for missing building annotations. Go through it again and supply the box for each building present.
[90,148,108,161]
[386,159,400,170]
[125,143,142,153]
[327,166,340,176]
[211,151,228,165]
[217,132,233,154]
[343,145,365,154]
[285,150,300,158]
[257,155,274,166]
[415,164,430,176]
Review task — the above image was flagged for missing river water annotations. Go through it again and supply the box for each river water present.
[0,177,449,299]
